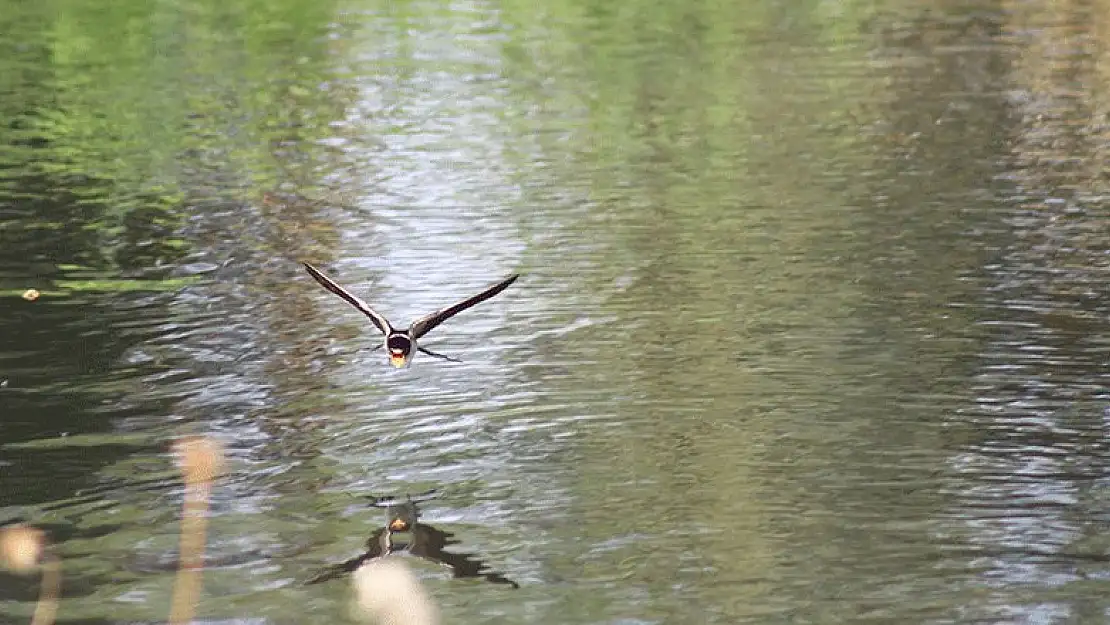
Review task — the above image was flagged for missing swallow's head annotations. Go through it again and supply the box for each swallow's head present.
[386,334,412,368]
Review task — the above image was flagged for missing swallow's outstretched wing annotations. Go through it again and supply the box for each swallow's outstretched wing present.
[410,524,519,589]
[409,274,520,340]
[368,489,439,508]
[303,529,388,585]
[303,262,392,335]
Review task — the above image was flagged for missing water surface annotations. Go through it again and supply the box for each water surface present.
[2,0,1109,623]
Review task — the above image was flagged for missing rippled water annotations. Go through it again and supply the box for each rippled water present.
[2,1,1110,623]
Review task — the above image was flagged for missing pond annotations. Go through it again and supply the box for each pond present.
[2,0,1109,623]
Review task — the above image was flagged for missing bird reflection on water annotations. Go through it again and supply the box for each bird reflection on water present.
[305,490,519,589]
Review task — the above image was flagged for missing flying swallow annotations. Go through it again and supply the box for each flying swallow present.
[303,262,519,367]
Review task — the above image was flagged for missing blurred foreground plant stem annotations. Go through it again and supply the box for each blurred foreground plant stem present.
[32,555,61,625]
[0,524,60,625]
[168,437,224,625]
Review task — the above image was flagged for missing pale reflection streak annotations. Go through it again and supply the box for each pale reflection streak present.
[303,3,575,599]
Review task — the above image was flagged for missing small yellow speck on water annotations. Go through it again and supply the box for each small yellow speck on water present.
[0,524,45,573]
[22,289,40,301]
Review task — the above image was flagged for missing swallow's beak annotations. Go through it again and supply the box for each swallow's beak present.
[389,518,409,531]
[389,353,408,368]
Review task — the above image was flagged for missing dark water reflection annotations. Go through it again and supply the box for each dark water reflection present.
[2,0,1110,623]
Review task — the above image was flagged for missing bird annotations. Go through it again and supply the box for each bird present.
[305,489,519,589]
[302,262,519,368]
